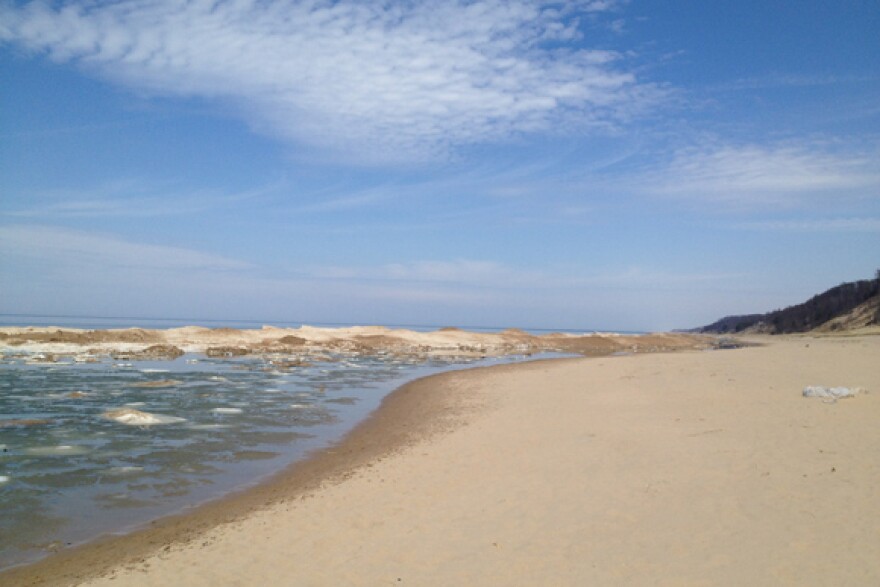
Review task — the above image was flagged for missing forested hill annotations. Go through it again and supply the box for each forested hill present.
[695,273,880,334]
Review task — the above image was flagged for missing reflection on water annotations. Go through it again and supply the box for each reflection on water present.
[0,350,544,569]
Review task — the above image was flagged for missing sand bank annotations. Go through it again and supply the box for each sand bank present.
[0,324,715,360]
[4,335,879,586]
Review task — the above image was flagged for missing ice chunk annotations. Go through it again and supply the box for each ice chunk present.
[103,408,186,425]
[106,466,144,475]
[211,407,243,414]
[802,386,866,401]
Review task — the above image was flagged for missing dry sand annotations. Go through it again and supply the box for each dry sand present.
[4,334,879,586]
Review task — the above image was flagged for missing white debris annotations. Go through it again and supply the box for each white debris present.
[803,386,866,402]
[188,423,230,430]
[0,475,9,484]
[103,408,186,425]
[211,407,243,414]
[106,466,144,475]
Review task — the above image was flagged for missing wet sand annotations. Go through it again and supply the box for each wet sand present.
[3,334,879,586]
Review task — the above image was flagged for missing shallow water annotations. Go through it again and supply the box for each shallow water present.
[0,350,556,569]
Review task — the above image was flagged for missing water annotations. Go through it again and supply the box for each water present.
[0,349,561,570]
[0,313,640,335]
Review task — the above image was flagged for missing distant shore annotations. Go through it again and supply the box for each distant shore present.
[0,324,717,360]
[4,333,878,585]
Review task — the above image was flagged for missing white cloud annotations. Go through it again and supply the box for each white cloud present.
[0,0,656,163]
[643,142,880,208]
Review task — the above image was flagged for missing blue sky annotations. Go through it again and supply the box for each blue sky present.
[1,0,878,331]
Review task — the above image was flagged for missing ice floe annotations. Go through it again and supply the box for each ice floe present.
[106,466,144,475]
[103,408,186,425]
[24,445,90,456]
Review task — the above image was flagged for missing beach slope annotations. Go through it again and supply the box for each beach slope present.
[7,335,879,586]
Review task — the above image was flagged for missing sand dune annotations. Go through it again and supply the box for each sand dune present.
[0,325,716,359]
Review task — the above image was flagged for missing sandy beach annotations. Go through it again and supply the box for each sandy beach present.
[4,333,879,586]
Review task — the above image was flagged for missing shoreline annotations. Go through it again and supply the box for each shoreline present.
[0,325,715,580]
[0,355,577,586]
[4,334,878,585]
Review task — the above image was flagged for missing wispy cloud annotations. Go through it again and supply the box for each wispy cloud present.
[641,141,880,208]
[314,259,542,288]
[576,267,747,288]
[735,217,880,233]
[1,180,279,218]
[313,259,742,291]
[0,0,659,164]
[0,224,750,329]
[0,225,251,271]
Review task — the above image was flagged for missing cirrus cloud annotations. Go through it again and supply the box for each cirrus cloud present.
[641,141,880,209]
[0,0,659,163]
[0,224,252,271]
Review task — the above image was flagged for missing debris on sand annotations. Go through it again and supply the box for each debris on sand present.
[802,386,866,402]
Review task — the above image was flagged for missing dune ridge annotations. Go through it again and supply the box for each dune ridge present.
[0,325,717,360]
